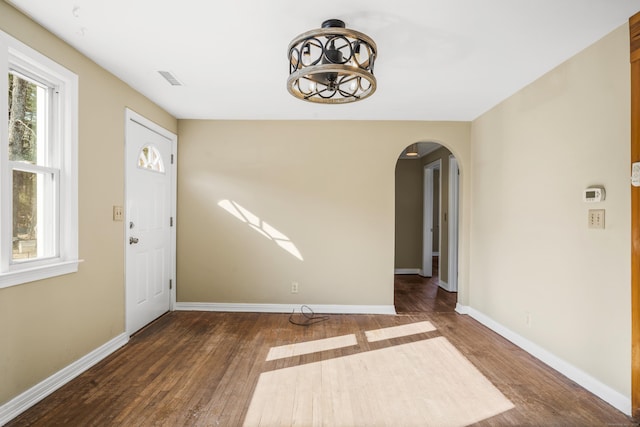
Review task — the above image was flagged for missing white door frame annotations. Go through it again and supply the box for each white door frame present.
[124,108,177,335]
[447,155,459,292]
[422,160,441,277]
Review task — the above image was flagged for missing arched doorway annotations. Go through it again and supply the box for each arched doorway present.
[394,141,459,313]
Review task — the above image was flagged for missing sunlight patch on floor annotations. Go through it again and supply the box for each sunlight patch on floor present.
[365,320,436,342]
[245,336,514,426]
[266,334,358,361]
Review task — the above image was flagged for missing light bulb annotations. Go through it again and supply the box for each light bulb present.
[302,43,311,66]
[309,81,317,93]
[354,42,361,64]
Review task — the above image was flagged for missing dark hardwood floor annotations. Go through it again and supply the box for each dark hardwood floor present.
[394,257,457,313]
[6,264,637,426]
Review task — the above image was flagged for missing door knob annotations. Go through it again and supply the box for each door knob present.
[129,237,139,244]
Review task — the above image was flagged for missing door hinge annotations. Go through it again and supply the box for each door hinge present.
[170,217,173,227]
[171,154,174,164]
[169,279,172,290]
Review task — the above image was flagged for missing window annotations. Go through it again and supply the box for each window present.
[138,144,165,173]
[0,30,78,288]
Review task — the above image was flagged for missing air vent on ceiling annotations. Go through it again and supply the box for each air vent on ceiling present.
[157,70,183,86]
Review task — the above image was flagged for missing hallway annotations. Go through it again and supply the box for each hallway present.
[394,257,457,313]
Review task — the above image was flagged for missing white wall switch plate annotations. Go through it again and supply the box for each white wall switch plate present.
[113,205,124,221]
[588,209,605,229]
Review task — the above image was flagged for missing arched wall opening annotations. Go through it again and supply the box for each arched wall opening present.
[394,141,461,312]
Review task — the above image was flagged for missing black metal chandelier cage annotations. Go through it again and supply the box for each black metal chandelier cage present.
[287,19,377,104]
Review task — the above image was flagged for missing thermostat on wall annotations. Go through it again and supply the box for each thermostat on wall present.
[584,186,605,203]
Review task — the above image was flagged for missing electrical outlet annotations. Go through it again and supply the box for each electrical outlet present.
[588,209,605,229]
[291,281,299,294]
[113,205,124,221]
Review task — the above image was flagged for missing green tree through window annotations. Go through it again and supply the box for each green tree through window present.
[8,73,39,259]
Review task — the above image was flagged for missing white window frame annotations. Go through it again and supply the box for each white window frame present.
[0,30,79,288]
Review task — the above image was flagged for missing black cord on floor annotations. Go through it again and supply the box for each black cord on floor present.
[288,305,330,326]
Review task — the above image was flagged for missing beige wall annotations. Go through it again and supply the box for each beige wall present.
[0,3,176,405]
[176,121,471,306]
[470,24,631,397]
[394,159,423,268]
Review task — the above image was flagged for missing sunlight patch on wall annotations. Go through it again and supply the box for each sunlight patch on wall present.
[218,199,304,261]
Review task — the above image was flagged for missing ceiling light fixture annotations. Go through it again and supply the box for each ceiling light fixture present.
[287,19,377,104]
[406,143,419,157]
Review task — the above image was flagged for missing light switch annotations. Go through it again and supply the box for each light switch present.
[113,205,124,221]
[588,209,605,229]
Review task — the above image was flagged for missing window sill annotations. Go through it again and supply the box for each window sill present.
[0,259,83,289]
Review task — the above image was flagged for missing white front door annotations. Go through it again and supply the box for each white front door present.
[125,111,175,335]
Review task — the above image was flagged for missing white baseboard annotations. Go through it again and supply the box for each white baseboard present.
[0,333,128,425]
[394,268,421,275]
[456,304,631,416]
[455,303,469,314]
[175,302,397,315]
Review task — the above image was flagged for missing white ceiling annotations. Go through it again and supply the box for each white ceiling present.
[7,0,640,121]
